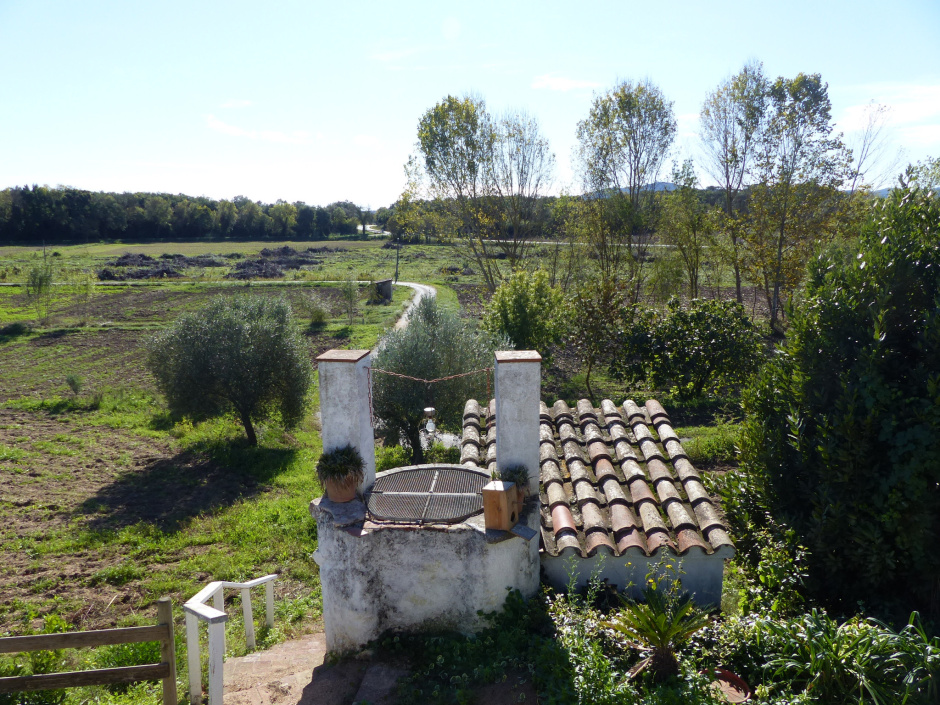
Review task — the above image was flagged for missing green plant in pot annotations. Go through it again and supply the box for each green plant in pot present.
[494,464,529,514]
[316,444,365,503]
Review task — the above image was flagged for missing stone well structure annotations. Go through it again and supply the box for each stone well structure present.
[311,350,541,653]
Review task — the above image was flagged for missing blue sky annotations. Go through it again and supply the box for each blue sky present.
[1,0,938,208]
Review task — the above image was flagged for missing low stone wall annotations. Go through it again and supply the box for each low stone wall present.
[541,544,734,607]
[312,497,540,653]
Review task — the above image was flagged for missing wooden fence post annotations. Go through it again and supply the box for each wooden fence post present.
[157,598,178,705]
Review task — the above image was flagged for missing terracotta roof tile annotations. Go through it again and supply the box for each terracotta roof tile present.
[461,397,734,560]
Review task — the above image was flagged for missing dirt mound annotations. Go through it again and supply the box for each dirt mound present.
[108,253,158,267]
[159,253,227,268]
[226,260,285,279]
[98,265,182,280]
[257,247,323,270]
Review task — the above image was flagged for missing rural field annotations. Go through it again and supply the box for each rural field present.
[0,238,766,703]
[0,241,464,701]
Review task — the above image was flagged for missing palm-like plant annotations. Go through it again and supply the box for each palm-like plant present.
[603,585,712,682]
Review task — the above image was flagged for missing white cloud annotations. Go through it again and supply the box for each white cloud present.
[220,99,253,109]
[531,74,600,92]
[204,115,311,145]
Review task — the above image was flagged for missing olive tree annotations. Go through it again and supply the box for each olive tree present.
[147,295,313,445]
[372,295,502,464]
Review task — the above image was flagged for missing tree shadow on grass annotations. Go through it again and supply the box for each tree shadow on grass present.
[75,443,300,533]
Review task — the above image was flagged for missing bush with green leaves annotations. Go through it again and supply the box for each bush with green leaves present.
[740,184,940,617]
[147,295,313,446]
[755,609,939,704]
[482,269,565,359]
[612,297,763,400]
[372,295,502,464]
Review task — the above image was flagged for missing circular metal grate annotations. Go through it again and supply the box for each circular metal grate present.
[367,464,489,524]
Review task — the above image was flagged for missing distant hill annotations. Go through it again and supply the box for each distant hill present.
[583,182,677,199]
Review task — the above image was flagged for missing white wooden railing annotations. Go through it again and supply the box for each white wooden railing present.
[183,574,277,705]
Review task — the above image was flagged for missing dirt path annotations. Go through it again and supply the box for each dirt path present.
[223,632,405,705]
[392,281,435,330]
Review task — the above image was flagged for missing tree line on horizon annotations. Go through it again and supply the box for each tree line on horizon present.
[0,187,372,245]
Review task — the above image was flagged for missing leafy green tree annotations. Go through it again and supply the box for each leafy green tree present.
[372,296,501,463]
[568,277,632,401]
[747,73,850,331]
[482,269,565,359]
[700,60,767,303]
[910,155,940,190]
[146,295,313,446]
[657,160,718,298]
[414,95,554,290]
[576,79,676,296]
[269,201,297,239]
[740,183,940,617]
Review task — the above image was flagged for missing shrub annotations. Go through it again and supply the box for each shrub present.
[613,297,764,400]
[372,296,501,464]
[603,566,712,684]
[65,374,83,396]
[755,609,940,704]
[146,295,313,446]
[297,291,328,329]
[25,258,54,323]
[482,269,565,359]
[740,184,940,617]
[376,444,410,472]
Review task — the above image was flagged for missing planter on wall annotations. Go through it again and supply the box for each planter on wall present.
[324,476,359,503]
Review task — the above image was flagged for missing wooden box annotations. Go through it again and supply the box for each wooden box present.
[483,480,518,531]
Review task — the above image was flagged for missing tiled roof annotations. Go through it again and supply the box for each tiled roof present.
[460,398,734,558]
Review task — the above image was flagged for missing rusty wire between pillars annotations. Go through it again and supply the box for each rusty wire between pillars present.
[366,367,493,429]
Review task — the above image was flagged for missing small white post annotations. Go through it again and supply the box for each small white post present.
[212,589,223,613]
[207,621,225,705]
[240,588,255,650]
[265,580,275,628]
[185,611,201,705]
[495,351,542,494]
[316,349,376,491]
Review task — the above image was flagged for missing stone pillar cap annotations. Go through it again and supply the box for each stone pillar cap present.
[495,351,542,363]
[316,349,371,363]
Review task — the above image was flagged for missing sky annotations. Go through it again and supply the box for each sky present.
[1,0,938,208]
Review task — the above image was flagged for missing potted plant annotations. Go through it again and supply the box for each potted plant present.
[316,444,365,503]
[495,465,529,515]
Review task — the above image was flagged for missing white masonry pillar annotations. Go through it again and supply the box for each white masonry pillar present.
[315,349,376,492]
[494,350,542,495]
